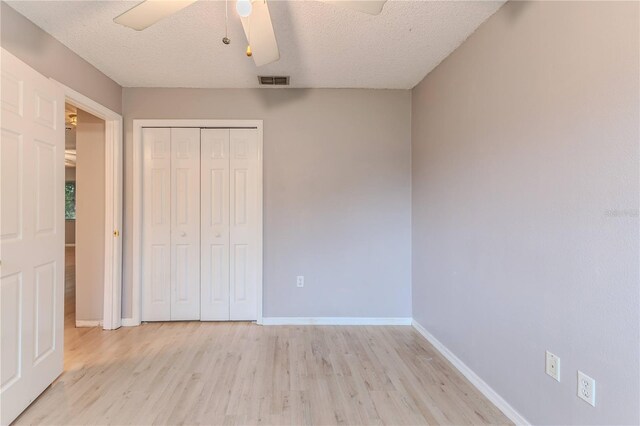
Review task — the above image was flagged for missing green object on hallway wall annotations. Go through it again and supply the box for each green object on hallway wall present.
[65,182,76,220]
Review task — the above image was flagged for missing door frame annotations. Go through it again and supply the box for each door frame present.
[128,119,264,326]
[56,81,123,330]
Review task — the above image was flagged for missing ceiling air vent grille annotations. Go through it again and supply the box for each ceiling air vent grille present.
[258,76,290,86]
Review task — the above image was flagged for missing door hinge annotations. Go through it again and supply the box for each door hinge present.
[113,230,120,237]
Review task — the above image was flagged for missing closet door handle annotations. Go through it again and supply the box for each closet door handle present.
[180,231,186,237]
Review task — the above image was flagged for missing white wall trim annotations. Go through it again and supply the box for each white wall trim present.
[262,317,412,326]
[411,319,530,425]
[132,119,264,327]
[54,80,123,331]
[121,318,139,327]
[75,320,103,328]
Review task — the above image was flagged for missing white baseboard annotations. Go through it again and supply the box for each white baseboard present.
[120,317,413,327]
[121,318,141,327]
[75,320,102,328]
[262,317,412,326]
[411,320,530,425]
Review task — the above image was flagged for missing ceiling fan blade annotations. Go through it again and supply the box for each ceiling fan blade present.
[320,0,387,15]
[114,0,197,31]
[240,1,280,67]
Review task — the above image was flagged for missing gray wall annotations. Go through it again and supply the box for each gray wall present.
[1,1,122,114]
[411,1,639,425]
[75,110,106,322]
[65,166,76,182]
[123,88,412,319]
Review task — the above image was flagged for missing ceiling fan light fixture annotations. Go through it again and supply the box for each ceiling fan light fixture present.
[236,0,252,17]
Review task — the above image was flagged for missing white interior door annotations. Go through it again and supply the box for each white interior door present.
[141,128,171,321]
[229,129,259,320]
[200,129,230,320]
[1,49,65,425]
[104,114,123,330]
[170,128,201,320]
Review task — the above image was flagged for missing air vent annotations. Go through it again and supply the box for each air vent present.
[258,76,290,86]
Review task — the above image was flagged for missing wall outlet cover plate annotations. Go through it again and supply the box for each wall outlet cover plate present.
[545,351,560,381]
[577,370,596,406]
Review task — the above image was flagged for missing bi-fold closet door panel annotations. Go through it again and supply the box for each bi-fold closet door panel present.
[142,128,200,321]
[142,128,171,321]
[200,129,230,321]
[170,128,201,320]
[229,129,259,321]
[200,128,259,321]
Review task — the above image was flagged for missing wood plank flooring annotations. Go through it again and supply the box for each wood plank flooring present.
[15,249,510,425]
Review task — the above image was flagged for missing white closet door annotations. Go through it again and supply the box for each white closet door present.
[142,128,171,321]
[170,128,201,320]
[229,129,259,320]
[0,49,65,425]
[200,129,230,320]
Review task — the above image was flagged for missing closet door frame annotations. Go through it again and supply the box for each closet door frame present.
[131,120,263,326]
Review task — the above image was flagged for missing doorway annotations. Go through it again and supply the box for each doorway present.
[64,104,107,328]
[61,84,123,331]
[64,104,77,327]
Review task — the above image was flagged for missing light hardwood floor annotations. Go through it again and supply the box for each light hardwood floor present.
[16,248,510,425]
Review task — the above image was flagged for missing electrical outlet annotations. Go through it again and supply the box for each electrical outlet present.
[545,351,560,381]
[577,371,596,406]
[296,276,304,288]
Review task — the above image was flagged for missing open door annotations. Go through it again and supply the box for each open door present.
[1,49,65,424]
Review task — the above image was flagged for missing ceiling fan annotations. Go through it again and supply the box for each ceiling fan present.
[114,0,387,67]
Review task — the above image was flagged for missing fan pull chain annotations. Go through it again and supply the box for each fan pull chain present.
[246,12,252,57]
[222,0,230,44]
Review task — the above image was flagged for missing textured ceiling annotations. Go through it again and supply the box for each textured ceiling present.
[8,0,504,89]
